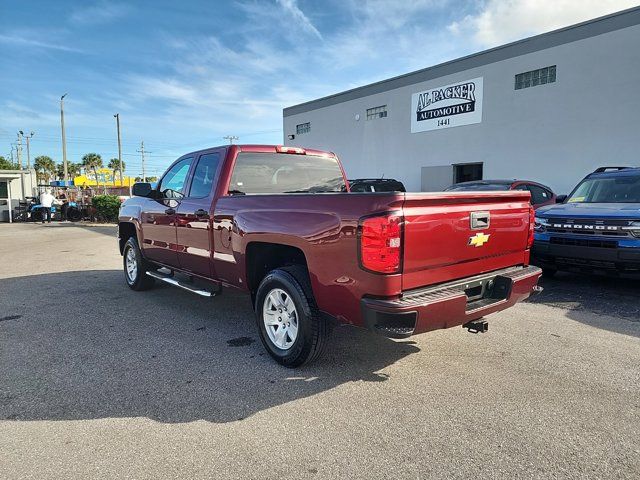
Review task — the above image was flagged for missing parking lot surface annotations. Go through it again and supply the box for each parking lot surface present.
[1,223,639,479]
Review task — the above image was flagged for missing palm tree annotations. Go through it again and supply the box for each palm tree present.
[56,162,81,181]
[81,153,104,190]
[108,158,125,185]
[34,155,56,184]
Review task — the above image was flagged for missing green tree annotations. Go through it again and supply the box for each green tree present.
[81,153,104,190]
[108,158,125,184]
[56,161,81,180]
[34,155,56,184]
[0,155,18,170]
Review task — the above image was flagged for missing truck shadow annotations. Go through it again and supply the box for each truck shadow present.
[0,270,419,424]
[527,272,640,338]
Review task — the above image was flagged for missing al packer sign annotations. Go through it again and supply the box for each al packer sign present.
[411,77,483,133]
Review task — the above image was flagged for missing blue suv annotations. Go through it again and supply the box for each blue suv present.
[533,167,640,277]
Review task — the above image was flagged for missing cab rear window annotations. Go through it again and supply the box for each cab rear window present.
[229,153,345,194]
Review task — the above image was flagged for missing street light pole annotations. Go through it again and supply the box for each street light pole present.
[60,94,68,183]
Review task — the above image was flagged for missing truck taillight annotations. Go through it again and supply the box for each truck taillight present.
[359,213,402,274]
[527,206,535,249]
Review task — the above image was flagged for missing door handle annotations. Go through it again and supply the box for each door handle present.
[194,209,208,217]
[165,207,176,215]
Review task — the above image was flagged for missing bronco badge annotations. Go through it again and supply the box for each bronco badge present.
[468,232,490,247]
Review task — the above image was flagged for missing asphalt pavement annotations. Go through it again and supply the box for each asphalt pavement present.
[1,223,639,479]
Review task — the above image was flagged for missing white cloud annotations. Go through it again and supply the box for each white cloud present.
[449,0,640,47]
[0,33,83,53]
[70,1,130,25]
[276,0,323,39]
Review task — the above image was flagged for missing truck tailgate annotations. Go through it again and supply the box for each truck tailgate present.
[402,192,532,290]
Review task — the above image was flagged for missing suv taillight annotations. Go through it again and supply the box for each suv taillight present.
[527,206,535,249]
[359,213,402,274]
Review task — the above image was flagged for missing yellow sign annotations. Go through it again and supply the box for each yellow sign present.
[468,232,490,247]
[73,168,134,187]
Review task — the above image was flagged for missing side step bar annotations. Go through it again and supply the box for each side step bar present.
[146,271,218,297]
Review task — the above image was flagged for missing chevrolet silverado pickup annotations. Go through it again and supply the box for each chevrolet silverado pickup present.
[118,144,541,366]
[533,166,640,277]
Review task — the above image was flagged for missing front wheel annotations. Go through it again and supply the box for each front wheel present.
[255,266,331,367]
[123,237,155,291]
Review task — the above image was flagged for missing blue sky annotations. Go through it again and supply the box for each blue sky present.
[1,0,636,177]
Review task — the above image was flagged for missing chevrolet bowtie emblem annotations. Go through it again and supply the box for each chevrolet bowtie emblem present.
[468,232,490,247]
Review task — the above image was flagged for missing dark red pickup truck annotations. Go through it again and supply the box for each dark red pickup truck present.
[118,144,541,366]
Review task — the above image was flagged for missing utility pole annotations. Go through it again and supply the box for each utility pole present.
[223,135,239,144]
[21,131,34,169]
[114,113,123,185]
[60,94,68,183]
[16,132,23,169]
[137,141,151,182]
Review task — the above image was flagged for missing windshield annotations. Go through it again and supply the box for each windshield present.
[445,183,510,191]
[229,153,345,194]
[567,175,640,203]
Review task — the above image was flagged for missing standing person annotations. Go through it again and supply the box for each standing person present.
[56,189,69,221]
[39,189,56,224]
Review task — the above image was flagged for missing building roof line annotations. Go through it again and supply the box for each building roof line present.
[283,6,640,118]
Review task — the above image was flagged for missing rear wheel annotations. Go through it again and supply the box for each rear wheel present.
[67,207,82,222]
[123,237,155,291]
[255,266,331,367]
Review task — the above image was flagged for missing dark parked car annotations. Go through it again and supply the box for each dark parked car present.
[445,180,556,209]
[348,178,406,192]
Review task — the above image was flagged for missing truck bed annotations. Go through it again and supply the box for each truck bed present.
[211,190,534,328]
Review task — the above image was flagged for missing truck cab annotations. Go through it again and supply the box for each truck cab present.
[533,167,640,277]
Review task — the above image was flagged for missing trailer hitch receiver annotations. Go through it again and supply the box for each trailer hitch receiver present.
[463,319,488,334]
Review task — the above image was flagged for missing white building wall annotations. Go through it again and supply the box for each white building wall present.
[284,23,640,195]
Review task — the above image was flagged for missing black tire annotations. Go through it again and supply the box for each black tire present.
[67,207,82,222]
[542,268,557,278]
[123,237,156,291]
[255,266,332,368]
[31,210,42,222]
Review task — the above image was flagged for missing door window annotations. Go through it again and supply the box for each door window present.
[528,184,551,205]
[189,153,221,198]
[158,157,193,198]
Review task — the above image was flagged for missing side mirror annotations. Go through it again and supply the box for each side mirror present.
[132,182,153,197]
[556,194,567,203]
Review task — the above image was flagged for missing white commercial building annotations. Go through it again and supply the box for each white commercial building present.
[0,170,37,222]
[283,7,640,195]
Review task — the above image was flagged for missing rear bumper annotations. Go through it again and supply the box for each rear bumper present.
[532,240,640,276]
[361,265,542,338]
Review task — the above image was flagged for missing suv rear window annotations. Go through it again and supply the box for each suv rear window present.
[229,153,345,194]
[568,174,640,203]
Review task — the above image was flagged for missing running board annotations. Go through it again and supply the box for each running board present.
[146,271,218,297]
